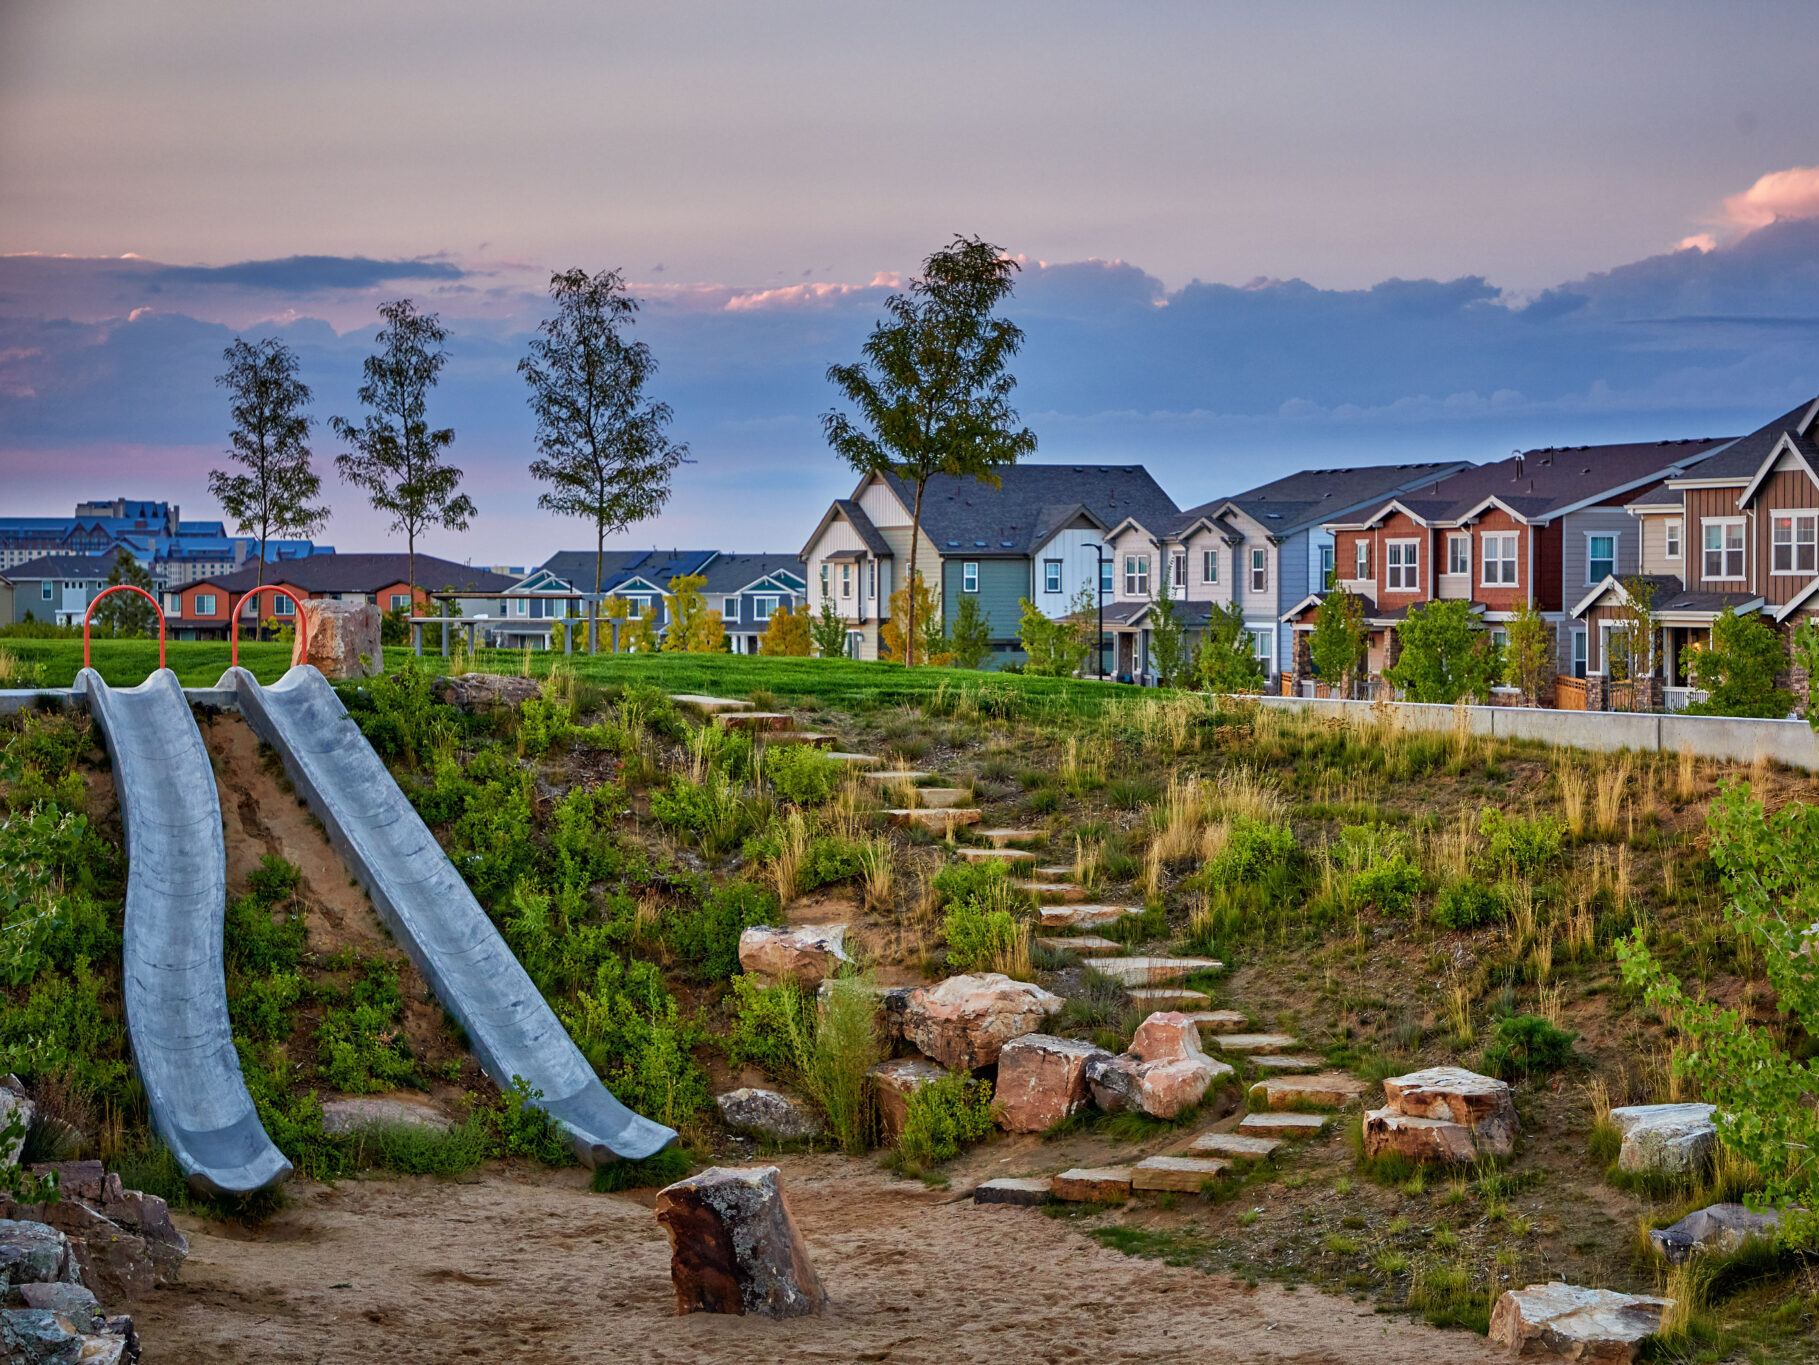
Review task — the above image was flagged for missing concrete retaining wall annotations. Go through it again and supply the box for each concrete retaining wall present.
[1249,694,1819,770]
[0,686,239,717]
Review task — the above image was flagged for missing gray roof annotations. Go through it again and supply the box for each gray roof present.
[1668,397,1816,483]
[207,553,519,595]
[528,549,718,593]
[4,549,140,580]
[696,554,805,594]
[882,464,1178,557]
[832,501,894,558]
[1180,462,1466,538]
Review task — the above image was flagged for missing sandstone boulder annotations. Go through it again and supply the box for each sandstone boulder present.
[1131,1156,1230,1192]
[1488,1283,1671,1362]
[1361,1109,1478,1164]
[321,1096,453,1136]
[715,1089,822,1142]
[1085,1015,1234,1121]
[994,1035,1109,1132]
[653,1166,826,1318]
[1248,1072,1365,1111]
[902,974,1063,1071]
[1609,1103,1718,1176]
[1381,1066,1517,1157]
[739,925,851,989]
[296,599,382,680]
[1050,1167,1133,1202]
[869,1059,950,1138]
[1649,1203,1781,1264]
[434,673,542,711]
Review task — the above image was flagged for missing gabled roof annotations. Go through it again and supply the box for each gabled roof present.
[880,464,1178,557]
[525,549,719,594]
[4,549,140,580]
[1666,396,1816,486]
[1570,572,1762,621]
[1030,502,1108,547]
[697,554,805,595]
[799,500,893,561]
[1178,462,1468,540]
[205,553,519,595]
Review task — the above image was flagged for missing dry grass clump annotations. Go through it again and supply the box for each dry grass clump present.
[856,837,895,912]
[1594,759,1631,838]
[1073,834,1103,889]
[1210,764,1285,824]
[1558,764,1588,836]
[770,808,810,904]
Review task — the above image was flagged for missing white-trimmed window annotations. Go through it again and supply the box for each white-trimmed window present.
[1320,544,1334,586]
[1447,534,1470,576]
[1587,534,1616,583]
[1354,540,1370,580]
[194,593,216,616]
[40,582,51,600]
[1491,627,1509,653]
[1665,519,1682,560]
[1386,539,1419,591]
[1703,519,1745,580]
[1124,554,1148,597]
[1254,629,1273,670]
[1482,533,1519,586]
[272,595,295,616]
[1250,548,1266,592]
[390,592,410,610]
[845,631,862,659]
[1202,549,1218,584]
[1044,560,1062,593]
[841,563,852,598]
[868,561,876,600]
[725,596,740,622]
[1100,559,1114,594]
[1172,553,1186,589]
[1771,512,1818,574]
[961,561,979,594]
[754,596,778,621]
[819,564,829,600]
[1572,628,1588,676]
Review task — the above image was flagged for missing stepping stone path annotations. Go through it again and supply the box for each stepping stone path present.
[1185,1010,1249,1034]
[1038,904,1141,930]
[715,711,794,732]
[824,751,882,766]
[957,846,1039,866]
[1365,1066,1518,1163]
[1051,1166,1134,1202]
[1249,1054,1326,1074]
[764,731,837,747]
[864,769,935,785]
[973,1177,1052,1207]
[1016,880,1091,903]
[1082,956,1222,987]
[914,787,972,808]
[671,694,840,750]
[978,828,1046,847]
[1238,1111,1332,1139]
[1248,1072,1366,1111]
[1186,1131,1284,1161]
[1034,865,1077,879]
[667,694,752,714]
[1131,1155,1230,1192]
[1034,935,1121,957]
[1207,1033,1298,1055]
[887,807,981,835]
[1125,986,1210,1009]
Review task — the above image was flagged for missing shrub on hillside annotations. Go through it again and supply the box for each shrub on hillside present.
[898,1073,996,1168]
[1350,853,1424,916]
[1432,877,1506,930]
[1480,1013,1577,1079]
[722,975,813,1077]
[943,897,1023,972]
[765,744,842,806]
[1203,818,1298,889]
[664,881,780,980]
[1478,808,1565,876]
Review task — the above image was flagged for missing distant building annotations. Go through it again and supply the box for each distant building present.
[4,550,146,626]
[162,554,516,640]
[0,498,333,585]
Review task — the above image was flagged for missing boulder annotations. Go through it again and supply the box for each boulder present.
[1649,1203,1781,1264]
[320,1096,453,1136]
[994,1035,1109,1132]
[1085,1040,1233,1122]
[902,974,1063,1071]
[0,1304,136,1364]
[0,1088,34,1167]
[296,599,383,680]
[2,1189,184,1299]
[1609,1103,1718,1176]
[1050,1167,1134,1202]
[653,1166,825,1318]
[1381,1066,1517,1157]
[1361,1109,1478,1164]
[972,1177,1052,1207]
[1488,1283,1671,1362]
[16,1281,100,1330]
[739,925,851,989]
[714,1089,822,1143]
[0,1221,77,1289]
[868,1059,950,1139]
[434,673,542,711]
[22,1164,108,1205]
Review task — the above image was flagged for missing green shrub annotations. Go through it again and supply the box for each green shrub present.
[316,958,418,1095]
[1203,818,1298,889]
[943,898,1021,972]
[722,975,814,1076]
[567,953,709,1130]
[802,974,883,1154]
[664,881,780,980]
[473,1077,578,1166]
[799,834,863,890]
[517,697,573,756]
[899,1073,995,1168]
[1433,878,1506,930]
[932,859,1012,908]
[765,744,842,806]
[1480,1013,1578,1079]
[1478,809,1565,875]
[1350,853,1424,915]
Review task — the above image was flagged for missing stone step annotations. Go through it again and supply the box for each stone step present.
[1015,881,1091,903]
[1185,1010,1250,1034]
[1126,986,1211,1010]
[669,693,753,713]
[1034,935,1122,957]
[1050,1166,1134,1203]
[1238,1111,1332,1140]
[1033,865,1076,880]
[978,828,1047,848]
[1185,1131,1284,1161]
[825,752,882,766]
[1206,1033,1298,1055]
[914,788,973,809]
[1131,1155,1231,1192]
[864,769,935,784]
[761,731,837,747]
[1037,904,1142,930]
[715,711,794,731]
[1248,1073,1367,1111]
[1249,1054,1327,1074]
[972,1176,1052,1207]
[957,846,1040,866]
[1083,956,1223,987]
[887,808,982,834]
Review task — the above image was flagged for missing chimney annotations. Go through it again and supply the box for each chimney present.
[1514,454,1525,480]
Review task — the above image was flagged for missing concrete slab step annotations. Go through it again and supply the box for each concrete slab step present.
[902,787,970,808]
[1126,986,1211,1010]
[1248,1073,1367,1111]
[978,828,1047,848]
[957,846,1040,865]
[825,752,882,766]
[1238,1111,1333,1139]
[715,711,794,731]
[1050,1166,1134,1202]
[973,1176,1052,1206]
[1034,935,1122,957]
[1185,1132,1285,1161]
[1082,956,1223,987]
[1033,865,1076,879]
[864,769,935,784]
[887,808,982,834]
[1131,1155,1231,1192]
[1185,1010,1250,1034]
[1249,1054,1327,1074]
[668,694,754,713]
[1037,904,1142,930]
[761,731,837,747]
[1207,1033,1298,1054]
[1015,881,1090,903]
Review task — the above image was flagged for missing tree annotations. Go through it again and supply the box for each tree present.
[1791,617,1819,726]
[1148,570,1188,687]
[1196,602,1264,693]
[603,596,657,653]
[1609,576,1659,687]
[810,598,849,659]
[1308,588,1369,698]
[91,552,157,638]
[759,602,812,657]
[1502,601,1554,705]
[210,337,328,588]
[881,574,951,665]
[331,299,475,600]
[1617,780,1819,1248]
[1017,596,1088,677]
[661,574,724,653]
[1686,608,1793,718]
[1385,600,1498,703]
[947,594,992,669]
[520,268,687,595]
[822,235,1037,666]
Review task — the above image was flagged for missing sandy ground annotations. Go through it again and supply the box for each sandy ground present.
[132,1155,1505,1364]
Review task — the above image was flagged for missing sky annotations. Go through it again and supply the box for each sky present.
[4,1,1819,564]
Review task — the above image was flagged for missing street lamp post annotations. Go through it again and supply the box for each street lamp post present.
[1084,543,1107,680]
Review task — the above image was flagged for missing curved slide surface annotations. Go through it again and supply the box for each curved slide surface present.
[77,668,292,1195]
[229,665,676,1163]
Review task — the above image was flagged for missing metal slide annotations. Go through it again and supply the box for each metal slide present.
[228,665,676,1164]
[77,668,292,1195]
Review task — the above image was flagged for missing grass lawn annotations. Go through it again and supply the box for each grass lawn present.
[3,638,300,688]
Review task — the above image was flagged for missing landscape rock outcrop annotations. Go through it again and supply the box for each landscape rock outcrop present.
[320,1097,453,1136]
[868,1059,950,1138]
[994,1035,1109,1132]
[1648,1203,1781,1264]
[4,1163,188,1301]
[296,599,383,680]
[434,673,542,711]
[1609,1102,1717,1176]
[1488,1283,1671,1361]
[1085,1012,1233,1119]
[0,1217,141,1362]
[715,1088,822,1142]
[653,1166,826,1318]
[739,925,851,988]
[0,1084,33,1167]
[902,974,1063,1071]
[1364,1066,1517,1162]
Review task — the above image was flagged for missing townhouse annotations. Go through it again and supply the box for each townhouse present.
[5,551,149,626]
[1291,438,1729,693]
[799,465,1178,664]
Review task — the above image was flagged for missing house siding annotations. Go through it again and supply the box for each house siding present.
[1686,485,1749,591]
[1032,525,1110,620]
[1634,510,1684,576]
[1755,467,1819,606]
[943,557,1026,645]
[1560,507,1639,595]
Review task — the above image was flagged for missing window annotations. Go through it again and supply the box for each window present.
[1100,559,1114,594]
[1482,533,1519,586]
[1202,550,1218,584]
[1572,628,1588,679]
[845,631,862,659]
[40,582,51,600]
[1250,548,1266,592]
[1491,627,1509,652]
[1172,554,1185,589]
[1587,534,1616,583]
[754,596,777,621]
[1124,554,1148,597]
[1665,519,1682,560]
[961,561,979,594]
[272,595,295,616]
[1320,544,1334,587]
[868,560,876,599]
[1771,512,1819,574]
[819,564,829,600]
[1386,539,1419,591]
[1447,535,1470,576]
[841,563,852,598]
[1254,629,1273,669]
[1703,520,1745,579]
[724,596,740,622]
[1355,540,1370,580]
[194,593,216,616]
[390,592,410,610]
[1044,560,1062,593]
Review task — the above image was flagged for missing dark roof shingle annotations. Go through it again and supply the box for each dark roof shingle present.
[882,465,1178,556]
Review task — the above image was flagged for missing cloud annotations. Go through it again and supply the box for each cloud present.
[1716,165,1819,237]
[145,254,467,292]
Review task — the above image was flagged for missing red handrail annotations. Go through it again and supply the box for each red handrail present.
[231,586,312,669]
[82,585,167,672]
